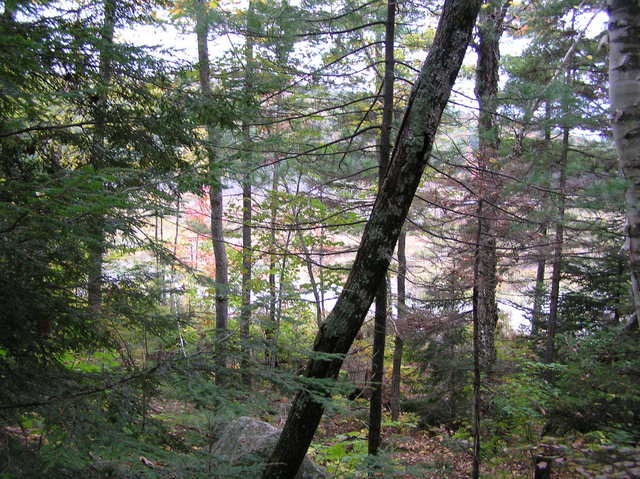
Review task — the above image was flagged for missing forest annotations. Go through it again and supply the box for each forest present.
[1,0,639,477]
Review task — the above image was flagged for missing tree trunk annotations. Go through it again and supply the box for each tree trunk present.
[88,0,116,314]
[390,229,406,421]
[170,197,181,316]
[545,126,569,364]
[318,185,326,320]
[473,0,508,374]
[241,170,252,383]
[368,280,386,456]
[196,0,230,382]
[262,1,481,476]
[472,199,483,479]
[368,0,396,457]
[531,243,547,336]
[267,164,279,367]
[531,102,552,336]
[240,1,256,386]
[608,0,640,320]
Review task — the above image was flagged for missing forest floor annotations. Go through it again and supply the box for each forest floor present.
[314,412,578,478]
[0,397,611,478]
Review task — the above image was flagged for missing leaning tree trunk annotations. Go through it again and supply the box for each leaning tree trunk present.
[262,1,482,477]
[609,0,640,321]
[368,0,396,457]
[196,0,230,383]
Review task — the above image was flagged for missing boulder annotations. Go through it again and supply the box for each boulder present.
[211,416,326,479]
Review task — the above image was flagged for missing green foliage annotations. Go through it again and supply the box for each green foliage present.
[405,319,472,429]
[559,239,631,333]
[545,329,640,441]
[311,429,424,478]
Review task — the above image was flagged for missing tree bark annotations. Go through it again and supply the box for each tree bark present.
[240,168,252,383]
[473,0,509,374]
[368,0,396,457]
[608,0,640,320]
[368,280,386,456]
[262,1,481,476]
[390,229,406,421]
[196,0,230,381]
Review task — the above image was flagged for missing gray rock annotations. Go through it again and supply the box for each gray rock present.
[211,416,326,479]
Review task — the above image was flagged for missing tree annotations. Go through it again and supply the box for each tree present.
[0,0,199,470]
[390,228,406,421]
[240,0,257,386]
[262,0,482,476]
[87,0,116,314]
[473,0,509,373]
[609,0,640,326]
[545,121,569,364]
[196,0,230,382]
[467,3,511,471]
[368,0,396,457]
